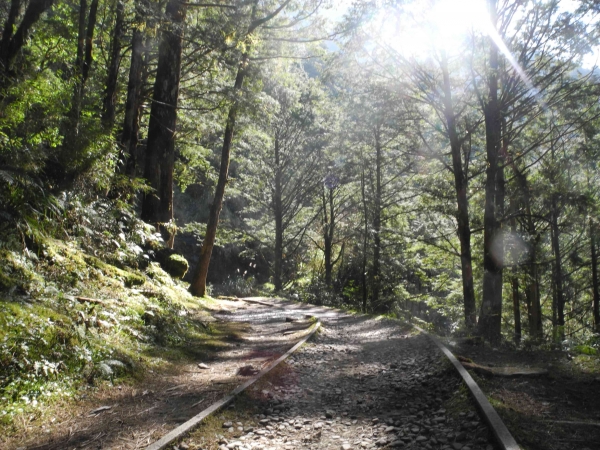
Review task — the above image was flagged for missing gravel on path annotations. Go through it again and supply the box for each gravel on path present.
[177,300,497,450]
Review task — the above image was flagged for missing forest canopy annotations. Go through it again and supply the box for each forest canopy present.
[2,0,600,349]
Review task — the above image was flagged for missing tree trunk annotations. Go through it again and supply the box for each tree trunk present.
[323,186,335,287]
[361,168,368,312]
[141,0,186,246]
[514,169,542,337]
[372,130,382,307]
[70,0,87,130]
[510,213,521,343]
[0,0,54,84]
[591,219,600,332]
[189,53,248,297]
[69,0,98,134]
[524,275,533,333]
[59,0,97,180]
[121,6,145,177]
[188,0,292,297]
[102,0,124,129]
[527,229,542,337]
[441,52,476,329]
[551,196,565,341]
[82,0,98,83]
[75,0,87,74]
[551,262,558,342]
[0,0,22,76]
[478,0,504,344]
[273,137,283,291]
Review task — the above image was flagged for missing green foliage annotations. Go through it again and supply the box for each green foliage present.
[342,280,360,302]
[2,0,600,429]
[0,250,43,294]
[258,282,275,295]
[0,299,85,420]
[182,222,249,248]
[295,278,344,307]
[573,345,598,356]
[0,235,211,425]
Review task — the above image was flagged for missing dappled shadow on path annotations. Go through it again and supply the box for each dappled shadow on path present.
[180,312,495,450]
[447,339,600,450]
[13,300,356,450]
[17,301,493,450]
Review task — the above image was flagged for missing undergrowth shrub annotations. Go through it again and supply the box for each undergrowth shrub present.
[0,297,107,421]
[212,274,256,297]
[142,292,188,346]
[0,192,204,425]
[0,250,42,294]
[296,279,343,307]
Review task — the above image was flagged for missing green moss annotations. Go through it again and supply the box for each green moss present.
[83,254,145,286]
[124,273,146,287]
[0,232,227,438]
[146,262,173,285]
[260,282,275,293]
[164,254,189,279]
[574,344,598,356]
[0,270,13,290]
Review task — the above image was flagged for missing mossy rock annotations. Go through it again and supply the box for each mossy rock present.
[155,249,189,279]
[164,254,189,279]
[124,272,146,287]
[146,262,173,285]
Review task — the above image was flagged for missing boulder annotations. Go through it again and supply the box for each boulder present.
[156,248,189,279]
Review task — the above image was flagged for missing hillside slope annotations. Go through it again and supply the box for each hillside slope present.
[0,200,219,440]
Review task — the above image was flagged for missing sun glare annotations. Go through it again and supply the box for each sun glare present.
[374,0,490,58]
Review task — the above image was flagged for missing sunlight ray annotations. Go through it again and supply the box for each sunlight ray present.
[484,13,541,102]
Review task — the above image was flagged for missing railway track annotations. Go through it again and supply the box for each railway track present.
[148,298,513,450]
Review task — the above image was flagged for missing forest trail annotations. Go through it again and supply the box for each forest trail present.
[14,297,600,450]
[159,300,495,450]
[12,298,495,450]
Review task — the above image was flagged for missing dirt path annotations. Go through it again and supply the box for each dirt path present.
[176,301,496,450]
[13,299,497,450]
